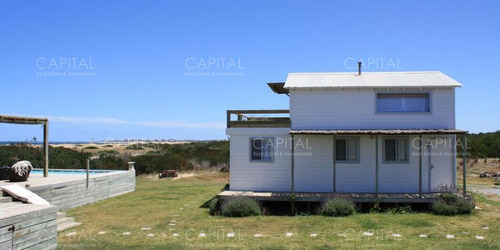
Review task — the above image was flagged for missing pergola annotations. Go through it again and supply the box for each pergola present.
[0,115,49,177]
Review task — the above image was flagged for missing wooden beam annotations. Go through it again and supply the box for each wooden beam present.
[0,115,48,125]
[375,135,379,196]
[291,134,295,194]
[418,135,422,197]
[462,134,467,195]
[291,134,295,215]
[332,135,336,192]
[43,121,49,178]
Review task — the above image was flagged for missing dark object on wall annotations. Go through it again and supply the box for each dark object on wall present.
[9,161,33,182]
[0,166,12,180]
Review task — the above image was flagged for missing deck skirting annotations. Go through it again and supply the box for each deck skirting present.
[218,191,439,203]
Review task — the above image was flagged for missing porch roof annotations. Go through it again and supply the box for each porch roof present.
[289,129,467,135]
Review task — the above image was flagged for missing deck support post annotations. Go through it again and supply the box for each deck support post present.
[332,135,336,193]
[43,121,49,178]
[462,134,467,196]
[375,135,379,197]
[291,134,295,215]
[418,135,422,197]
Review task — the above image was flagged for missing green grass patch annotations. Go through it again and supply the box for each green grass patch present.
[58,174,500,249]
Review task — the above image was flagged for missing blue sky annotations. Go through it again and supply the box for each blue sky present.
[0,1,499,141]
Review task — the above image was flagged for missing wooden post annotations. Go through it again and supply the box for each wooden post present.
[462,134,467,196]
[375,135,379,196]
[86,159,90,189]
[332,135,336,193]
[291,134,295,215]
[43,121,49,178]
[418,135,422,197]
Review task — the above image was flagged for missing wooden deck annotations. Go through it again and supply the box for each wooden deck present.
[218,191,439,203]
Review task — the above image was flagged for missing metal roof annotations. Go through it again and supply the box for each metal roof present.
[289,129,467,135]
[284,71,462,89]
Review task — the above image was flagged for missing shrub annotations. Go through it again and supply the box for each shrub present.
[221,197,260,217]
[321,198,355,217]
[432,193,473,215]
[208,198,220,216]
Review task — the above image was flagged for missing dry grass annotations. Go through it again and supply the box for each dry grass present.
[57,173,500,249]
[457,158,500,186]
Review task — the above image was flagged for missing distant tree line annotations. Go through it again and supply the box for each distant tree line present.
[2,132,496,174]
[0,140,229,174]
[459,131,500,158]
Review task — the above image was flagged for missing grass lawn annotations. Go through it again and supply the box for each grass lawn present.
[58,173,499,249]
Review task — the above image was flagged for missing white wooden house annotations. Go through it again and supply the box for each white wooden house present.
[223,70,467,203]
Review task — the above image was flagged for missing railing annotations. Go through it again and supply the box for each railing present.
[226,110,290,128]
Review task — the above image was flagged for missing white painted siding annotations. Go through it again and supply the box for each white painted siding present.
[227,128,291,192]
[294,135,333,192]
[290,88,456,130]
[336,136,376,193]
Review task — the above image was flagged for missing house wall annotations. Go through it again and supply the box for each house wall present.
[227,128,291,191]
[290,88,456,130]
[228,129,455,193]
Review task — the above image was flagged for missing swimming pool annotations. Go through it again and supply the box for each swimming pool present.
[31,169,118,175]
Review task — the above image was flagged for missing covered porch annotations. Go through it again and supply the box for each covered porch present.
[223,128,468,204]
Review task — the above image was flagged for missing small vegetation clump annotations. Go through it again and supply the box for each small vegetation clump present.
[432,193,474,216]
[221,197,261,217]
[208,198,220,216]
[320,198,356,217]
[83,146,99,150]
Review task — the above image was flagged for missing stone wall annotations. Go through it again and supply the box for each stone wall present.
[0,204,58,250]
[29,170,136,211]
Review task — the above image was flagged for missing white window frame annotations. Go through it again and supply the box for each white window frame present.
[335,137,360,163]
[382,137,410,164]
[249,137,274,162]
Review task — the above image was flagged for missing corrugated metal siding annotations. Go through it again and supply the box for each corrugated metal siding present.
[285,71,462,88]
[290,88,455,130]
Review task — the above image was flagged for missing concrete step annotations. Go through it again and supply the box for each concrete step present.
[56,213,82,232]
[57,221,82,232]
[0,196,13,203]
[57,216,74,225]
[57,212,67,220]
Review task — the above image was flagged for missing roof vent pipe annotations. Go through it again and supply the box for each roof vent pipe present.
[358,61,362,75]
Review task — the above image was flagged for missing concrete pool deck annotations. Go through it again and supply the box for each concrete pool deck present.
[0,169,135,249]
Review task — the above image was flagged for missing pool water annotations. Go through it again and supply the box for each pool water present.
[31,169,116,175]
